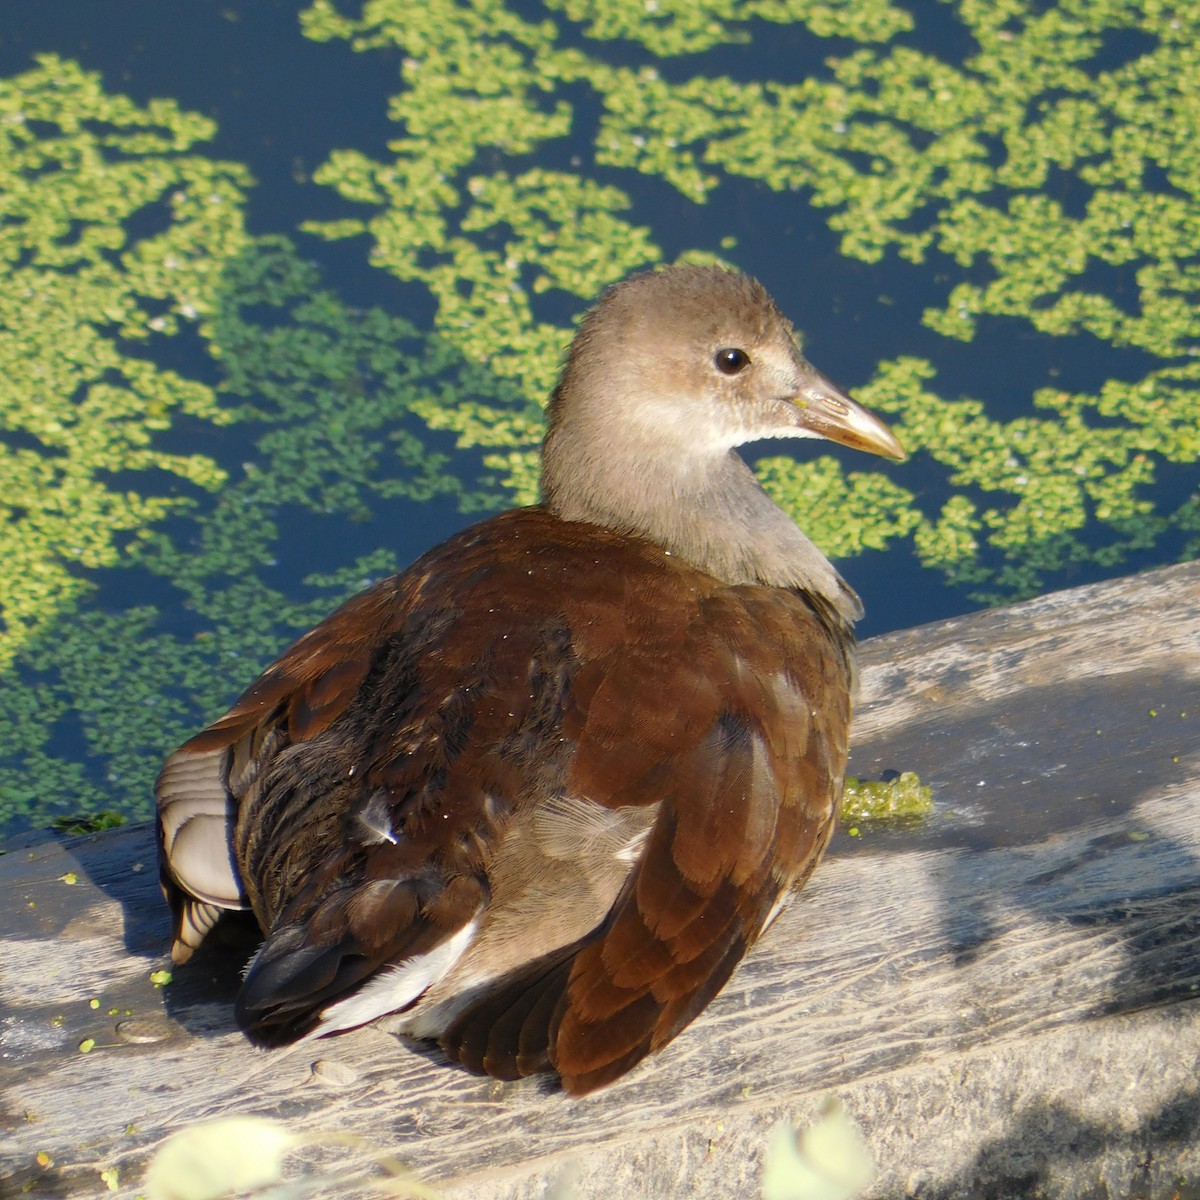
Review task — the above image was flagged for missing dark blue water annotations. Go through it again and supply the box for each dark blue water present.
[0,1,1189,838]
[2,0,1174,632]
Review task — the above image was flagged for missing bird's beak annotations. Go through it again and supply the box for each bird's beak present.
[791,364,906,461]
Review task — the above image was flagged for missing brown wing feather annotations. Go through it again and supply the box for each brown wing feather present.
[161,510,594,1033]
[439,576,851,1095]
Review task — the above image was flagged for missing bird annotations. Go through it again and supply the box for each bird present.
[156,263,904,1095]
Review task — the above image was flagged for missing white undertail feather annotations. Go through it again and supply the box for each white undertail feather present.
[314,916,481,1035]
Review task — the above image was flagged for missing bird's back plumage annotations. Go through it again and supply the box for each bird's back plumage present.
[158,508,851,1093]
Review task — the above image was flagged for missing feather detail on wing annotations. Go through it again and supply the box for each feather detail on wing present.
[155,511,851,1091]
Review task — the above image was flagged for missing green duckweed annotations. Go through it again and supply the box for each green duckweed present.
[841,772,934,825]
[0,3,1197,830]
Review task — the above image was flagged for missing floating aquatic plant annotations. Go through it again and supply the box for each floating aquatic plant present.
[0,56,247,670]
[303,0,1199,600]
[1,2,1197,830]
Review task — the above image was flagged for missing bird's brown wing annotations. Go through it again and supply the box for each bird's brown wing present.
[157,511,586,1035]
[440,583,852,1094]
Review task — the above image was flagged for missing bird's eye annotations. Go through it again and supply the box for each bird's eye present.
[714,347,750,375]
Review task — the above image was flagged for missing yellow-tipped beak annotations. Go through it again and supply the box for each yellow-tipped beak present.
[792,367,906,461]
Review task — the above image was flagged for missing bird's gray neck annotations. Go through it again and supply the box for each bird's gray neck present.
[542,431,862,627]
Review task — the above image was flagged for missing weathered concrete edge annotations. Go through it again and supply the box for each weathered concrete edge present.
[439,1000,1200,1200]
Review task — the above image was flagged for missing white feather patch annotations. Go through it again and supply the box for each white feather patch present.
[354,791,399,846]
[314,916,480,1035]
[762,891,790,932]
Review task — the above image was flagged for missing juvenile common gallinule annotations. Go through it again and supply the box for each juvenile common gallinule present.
[157,264,904,1094]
